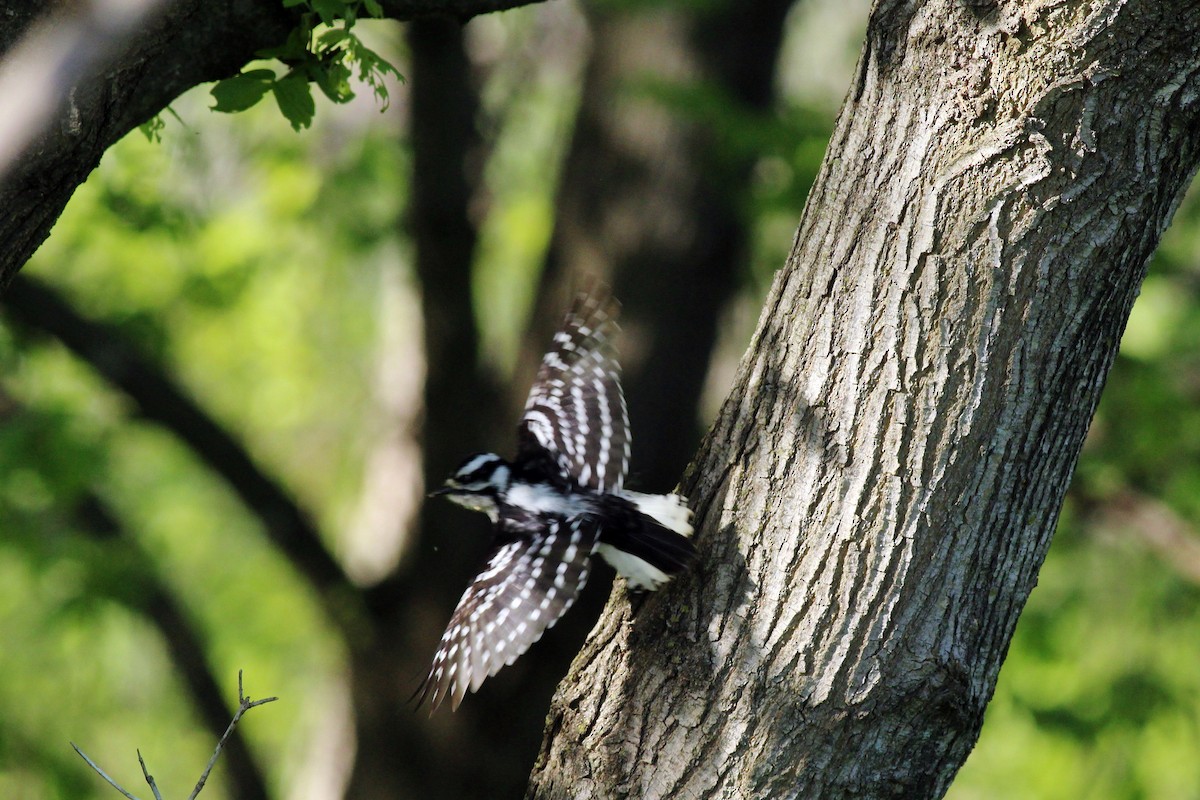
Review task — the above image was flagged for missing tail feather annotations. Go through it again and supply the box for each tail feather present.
[597,491,697,590]
[620,490,694,537]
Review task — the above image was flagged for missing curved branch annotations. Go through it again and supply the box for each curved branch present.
[346,17,529,800]
[0,0,549,292]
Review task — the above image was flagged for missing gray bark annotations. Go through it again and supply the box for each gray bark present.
[528,1,1200,798]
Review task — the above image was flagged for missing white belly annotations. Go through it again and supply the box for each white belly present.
[596,543,671,591]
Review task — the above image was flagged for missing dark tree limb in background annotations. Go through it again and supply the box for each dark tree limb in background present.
[510,3,799,743]
[1,4,549,794]
[524,0,796,491]
[1,4,606,796]
[349,5,806,795]
[530,2,1200,797]
[0,274,363,632]
[344,16,515,800]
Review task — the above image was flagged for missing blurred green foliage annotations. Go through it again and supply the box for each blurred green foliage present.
[2,2,1200,799]
[1,84,400,797]
[950,183,1200,799]
[0,9,576,796]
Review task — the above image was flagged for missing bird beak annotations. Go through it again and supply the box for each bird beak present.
[428,484,455,499]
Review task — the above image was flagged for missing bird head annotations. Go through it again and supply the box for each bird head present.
[430,452,510,519]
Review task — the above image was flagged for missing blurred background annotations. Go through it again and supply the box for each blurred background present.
[1,0,1198,798]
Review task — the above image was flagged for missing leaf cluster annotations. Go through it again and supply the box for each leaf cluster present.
[209,0,402,131]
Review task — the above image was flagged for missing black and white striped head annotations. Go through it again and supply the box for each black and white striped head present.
[434,453,511,519]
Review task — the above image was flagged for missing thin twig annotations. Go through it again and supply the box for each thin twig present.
[70,743,142,800]
[138,750,164,800]
[186,671,278,800]
[73,670,277,800]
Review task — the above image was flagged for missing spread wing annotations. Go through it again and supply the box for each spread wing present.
[414,517,601,711]
[517,286,630,493]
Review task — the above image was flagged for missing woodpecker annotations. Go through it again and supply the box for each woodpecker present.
[416,286,696,711]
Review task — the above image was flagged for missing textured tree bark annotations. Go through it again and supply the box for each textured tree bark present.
[528,2,1200,798]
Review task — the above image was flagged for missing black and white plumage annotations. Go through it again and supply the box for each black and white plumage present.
[416,287,696,711]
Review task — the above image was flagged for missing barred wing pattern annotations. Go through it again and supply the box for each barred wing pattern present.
[518,289,631,493]
[415,518,601,711]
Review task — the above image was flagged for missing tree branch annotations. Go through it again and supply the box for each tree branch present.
[345,16,523,800]
[187,672,278,800]
[0,0,168,180]
[0,0,549,293]
[70,744,142,800]
[137,751,165,800]
[0,390,272,797]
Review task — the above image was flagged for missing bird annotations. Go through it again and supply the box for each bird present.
[415,285,697,711]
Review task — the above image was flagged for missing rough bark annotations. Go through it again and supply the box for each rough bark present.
[529,2,1200,798]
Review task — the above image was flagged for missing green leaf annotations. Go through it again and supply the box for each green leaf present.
[210,69,276,113]
[139,114,165,143]
[272,73,316,131]
[318,28,349,46]
[214,1,399,124]
[311,0,344,24]
[313,60,354,103]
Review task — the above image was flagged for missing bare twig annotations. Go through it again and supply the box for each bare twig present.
[72,671,278,799]
[138,750,165,800]
[187,671,278,800]
[70,743,142,800]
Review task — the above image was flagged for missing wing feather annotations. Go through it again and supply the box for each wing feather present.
[518,286,631,492]
[414,518,601,711]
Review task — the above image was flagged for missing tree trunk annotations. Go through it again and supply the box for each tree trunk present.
[528,2,1200,798]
